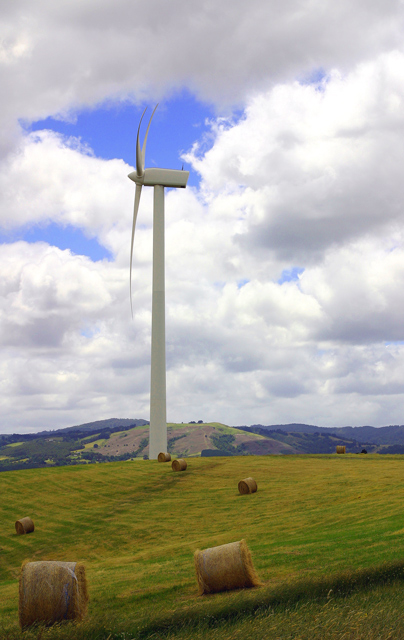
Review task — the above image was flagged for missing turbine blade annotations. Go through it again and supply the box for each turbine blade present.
[136,108,147,177]
[141,104,158,169]
[130,183,142,317]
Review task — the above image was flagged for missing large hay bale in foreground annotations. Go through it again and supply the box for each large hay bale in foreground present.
[238,477,257,495]
[172,458,187,471]
[15,517,35,535]
[194,539,261,595]
[19,561,89,628]
[336,445,346,454]
[158,452,171,462]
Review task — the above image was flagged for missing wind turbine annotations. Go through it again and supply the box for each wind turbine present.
[128,106,189,460]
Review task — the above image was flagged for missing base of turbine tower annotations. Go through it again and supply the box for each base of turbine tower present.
[149,421,168,460]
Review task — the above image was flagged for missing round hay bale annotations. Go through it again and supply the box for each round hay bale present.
[194,539,261,595]
[19,560,89,628]
[158,452,171,462]
[172,458,187,471]
[15,517,35,535]
[336,445,346,454]
[238,477,257,495]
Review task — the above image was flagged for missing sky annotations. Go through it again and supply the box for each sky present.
[2,1,404,433]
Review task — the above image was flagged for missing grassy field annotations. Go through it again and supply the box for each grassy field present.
[1,454,404,638]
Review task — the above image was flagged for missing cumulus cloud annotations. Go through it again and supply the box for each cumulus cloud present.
[188,52,404,264]
[0,240,154,430]
[0,0,403,137]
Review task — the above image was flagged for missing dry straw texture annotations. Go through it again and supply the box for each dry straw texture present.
[15,517,35,535]
[238,477,258,495]
[336,446,346,454]
[19,560,89,628]
[172,458,187,471]
[158,452,172,462]
[194,539,262,595]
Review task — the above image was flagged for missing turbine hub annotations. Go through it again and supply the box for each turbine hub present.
[128,171,142,184]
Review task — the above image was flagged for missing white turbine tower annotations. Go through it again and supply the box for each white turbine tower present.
[128,106,189,460]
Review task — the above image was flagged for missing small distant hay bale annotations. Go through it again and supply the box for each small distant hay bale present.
[238,477,257,495]
[336,445,346,454]
[15,517,34,535]
[158,452,171,462]
[19,560,89,628]
[194,539,261,595]
[172,458,187,471]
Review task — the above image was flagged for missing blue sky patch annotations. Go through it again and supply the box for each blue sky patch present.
[81,326,100,338]
[278,266,304,284]
[0,223,111,262]
[22,90,217,188]
[300,67,327,87]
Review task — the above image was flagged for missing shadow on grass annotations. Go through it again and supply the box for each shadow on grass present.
[137,559,404,638]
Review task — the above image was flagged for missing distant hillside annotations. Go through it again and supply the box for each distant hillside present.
[333,425,404,445]
[234,423,404,446]
[37,417,149,436]
[0,422,278,472]
[234,426,372,454]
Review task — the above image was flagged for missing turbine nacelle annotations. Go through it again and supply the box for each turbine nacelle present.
[128,167,189,188]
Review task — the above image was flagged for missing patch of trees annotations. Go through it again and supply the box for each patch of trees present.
[0,437,87,470]
[211,433,246,456]
[0,460,47,472]
[167,434,187,453]
[80,451,110,462]
[131,438,149,458]
[0,438,81,460]
[379,444,404,454]
[55,423,145,443]
[0,432,40,446]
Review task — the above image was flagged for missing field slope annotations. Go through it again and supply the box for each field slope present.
[2,455,404,638]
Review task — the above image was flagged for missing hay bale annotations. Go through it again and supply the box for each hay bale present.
[158,452,171,462]
[238,477,257,495]
[15,517,35,535]
[194,539,261,595]
[172,458,187,471]
[19,560,89,628]
[336,445,346,454]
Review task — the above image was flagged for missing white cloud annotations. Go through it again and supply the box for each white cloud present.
[188,52,404,264]
[0,0,403,136]
[0,240,154,430]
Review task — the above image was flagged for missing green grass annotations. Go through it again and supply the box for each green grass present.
[81,434,101,442]
[167,422,230,430]
[79,439,110,450]
[2,454,404,639]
